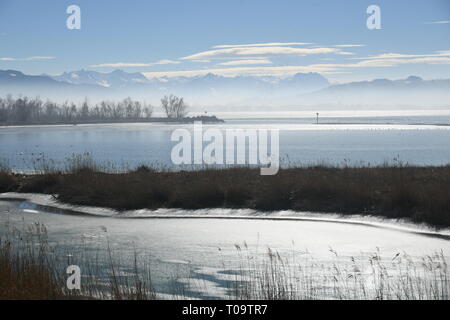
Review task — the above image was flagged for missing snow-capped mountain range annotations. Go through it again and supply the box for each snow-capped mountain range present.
[48,69,330,93]
[51,69,150,88]
[1,69,449,108]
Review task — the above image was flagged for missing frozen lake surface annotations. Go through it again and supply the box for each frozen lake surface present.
[0,197,448,299]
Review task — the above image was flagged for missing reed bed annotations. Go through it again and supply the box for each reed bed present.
[228,244,449,300]
[0,224,448,300]
[0,223,155,300]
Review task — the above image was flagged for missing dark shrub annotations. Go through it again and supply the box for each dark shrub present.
[0,172,18,193]
[19,174,61,193]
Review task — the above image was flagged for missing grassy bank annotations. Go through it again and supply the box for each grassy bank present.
[1,159,450,228]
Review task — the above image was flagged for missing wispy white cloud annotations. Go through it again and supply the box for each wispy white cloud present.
[347,50,450,68]
[359,56,450,67]
[425,20,450,24]
[350,51,450,60]
[0,56,55,61]
[182,46,344,60]
[337,50,450,68]
[213,42,312,48]
[151,59,181,65]
[25,56,56,61]
[405,56,450,64]
[336,51,355,55]
[218,59,272,66]
[91,59,180,68]
[334,44,366,48]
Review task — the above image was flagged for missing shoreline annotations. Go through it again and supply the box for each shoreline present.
[3,122,450,131]
[0,115,224,128]
[1,192,450,240]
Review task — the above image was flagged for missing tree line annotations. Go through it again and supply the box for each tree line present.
[0,94,188,124]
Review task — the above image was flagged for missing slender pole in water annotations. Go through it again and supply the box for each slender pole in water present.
[316,112,319,124]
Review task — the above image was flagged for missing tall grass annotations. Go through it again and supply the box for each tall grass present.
[228,244,448,300]
[0,223,68,299]
[0,225,448,300]
[0,223,156,300]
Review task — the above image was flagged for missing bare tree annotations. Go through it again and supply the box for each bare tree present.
[161,95,170,117]
[161,94,188,118]
[80,98,89,120]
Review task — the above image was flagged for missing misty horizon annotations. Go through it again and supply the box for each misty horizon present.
[1,68,450,110]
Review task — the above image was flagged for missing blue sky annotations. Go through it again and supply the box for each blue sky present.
[0,0,449,82]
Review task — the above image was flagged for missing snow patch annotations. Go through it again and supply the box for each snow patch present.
[96,80,111,87]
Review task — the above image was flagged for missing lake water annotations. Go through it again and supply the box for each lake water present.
[2,114,450,170]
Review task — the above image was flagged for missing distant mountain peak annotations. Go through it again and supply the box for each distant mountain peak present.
[405,75,423,82]
[1,69,24,77]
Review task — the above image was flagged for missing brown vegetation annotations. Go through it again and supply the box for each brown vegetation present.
[1,159,450,228]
